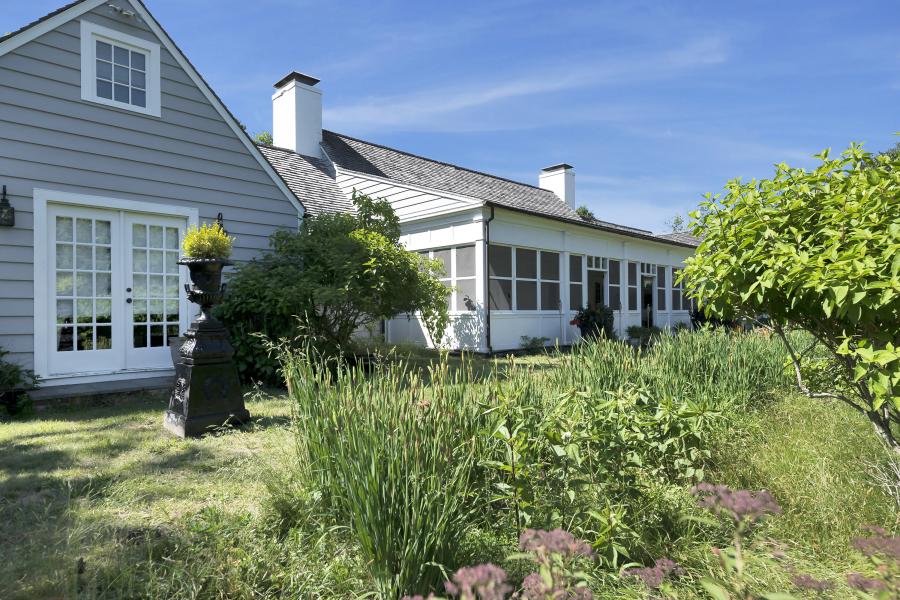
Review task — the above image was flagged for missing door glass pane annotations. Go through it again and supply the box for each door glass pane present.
[165,251,178,274]
[165,227,179,250]
[133,249,147,273]
[150,325,165,348]
[56,217,73,242]
[54,216,112,353]
[148,250,164,273]
[133,224,147,247]
[56,245,73,269]
[76,219,92,243]
[149,226,164,248]
[133,325,148,348]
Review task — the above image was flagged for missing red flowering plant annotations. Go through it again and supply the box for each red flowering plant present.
[570,306,615,341]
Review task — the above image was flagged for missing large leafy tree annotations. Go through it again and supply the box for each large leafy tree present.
[217,192,449,383]
[682,143,899,452]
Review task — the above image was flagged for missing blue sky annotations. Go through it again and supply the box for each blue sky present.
[5,1,900,231]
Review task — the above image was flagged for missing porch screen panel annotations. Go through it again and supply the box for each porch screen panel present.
[132,224,181,348]
[627,262,638,310]
[540,251,560,310]
[55,216,113,352]
[569,255,583,310]
[607,259,621,310]
[455,245,477,311]
[672,267,684,310]
[433,248,453,310]
[515,249,537,310]
[657,266,667,311]
[488,245,512,309]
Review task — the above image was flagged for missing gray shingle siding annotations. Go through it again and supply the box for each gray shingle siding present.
[0,0,300,368]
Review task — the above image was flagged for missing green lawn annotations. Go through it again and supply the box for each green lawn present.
[1,391,295,599]
[1,347,896,599]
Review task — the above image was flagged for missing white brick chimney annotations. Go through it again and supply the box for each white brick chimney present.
[272,71,322,157]
[539,163,575,207]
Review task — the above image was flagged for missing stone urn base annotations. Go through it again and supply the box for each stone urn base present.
[165,257,249,438]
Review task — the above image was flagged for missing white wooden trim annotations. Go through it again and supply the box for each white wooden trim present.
[32,187,199,379]
[0,0,106,58]
[39,367,174,387]
[80,20,162,117]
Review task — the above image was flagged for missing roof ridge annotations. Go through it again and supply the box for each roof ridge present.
[323,129,555,195]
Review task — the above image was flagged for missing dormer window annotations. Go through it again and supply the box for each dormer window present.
[80,21,160,116]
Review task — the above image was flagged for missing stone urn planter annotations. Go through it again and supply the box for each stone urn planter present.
[164,257,250,437]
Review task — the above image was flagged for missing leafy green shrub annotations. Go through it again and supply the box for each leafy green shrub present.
[216,192,449,384]
[684,142,900,452]
[519,336,550,353]
[1,347,38,419]
[181,222,233,259]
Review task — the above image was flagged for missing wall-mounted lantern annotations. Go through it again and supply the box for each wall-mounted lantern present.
[0,186,15,227]
[216,212,227,236]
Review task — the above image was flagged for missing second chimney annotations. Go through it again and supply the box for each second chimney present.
[539,163,575,207]
[272,71,322,157]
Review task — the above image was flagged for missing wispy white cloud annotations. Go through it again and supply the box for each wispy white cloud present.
[324,36,730,134]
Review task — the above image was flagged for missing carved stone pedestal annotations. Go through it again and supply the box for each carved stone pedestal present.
[164,258,249,438]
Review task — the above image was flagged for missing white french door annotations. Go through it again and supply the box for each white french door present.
[47,204,188,376]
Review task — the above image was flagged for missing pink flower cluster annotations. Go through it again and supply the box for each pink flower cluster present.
[625,558,683,589]
[690,483,781,525]
[518,528,594,559]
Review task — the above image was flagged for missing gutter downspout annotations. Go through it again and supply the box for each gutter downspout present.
[484,205,495,355]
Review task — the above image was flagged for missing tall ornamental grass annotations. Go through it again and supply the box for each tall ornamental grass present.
[280,348,491,597]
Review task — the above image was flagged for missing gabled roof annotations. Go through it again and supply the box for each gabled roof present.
[322,130,582,221]
[0,0,305,216]
[257,145,351,216]
[321,130,698,248]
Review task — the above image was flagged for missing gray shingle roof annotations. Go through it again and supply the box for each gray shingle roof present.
[320,130,697,248]
[321,130,582,221]
[655,232,702,247]
[257,144,351,216]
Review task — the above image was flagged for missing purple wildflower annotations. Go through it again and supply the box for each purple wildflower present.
[521,571,593,600]
[624,558,684,589]
[690,483,781,526]
[846,572,886,593]
[790,573,834,592]
[444,563,511,600]
[519,528,594,559]
[851,526,900,562]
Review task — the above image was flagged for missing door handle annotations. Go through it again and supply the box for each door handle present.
[126,298,132,304]
[126,287,132,293]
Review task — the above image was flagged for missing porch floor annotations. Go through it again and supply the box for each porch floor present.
[29,375,173,407]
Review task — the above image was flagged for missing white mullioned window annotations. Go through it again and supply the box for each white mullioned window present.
[607,259,621,310]
[423,245,477,312]
[488,245,561,311]
[672,267,691,311]
[81,21,161,116]
[656,265,667,311]
[627,261,639,311]
[568,254,583,310]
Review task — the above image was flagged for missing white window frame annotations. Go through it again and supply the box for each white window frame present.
[423,246,477,313]
[488,244,562,313]
[80,20,161,117]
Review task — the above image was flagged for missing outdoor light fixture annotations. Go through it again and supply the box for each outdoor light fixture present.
[0,185,14,227]
[216,212,227,236]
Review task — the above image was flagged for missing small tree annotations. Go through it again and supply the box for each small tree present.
[254,130,273,145]
[575,205,595,220]
[682,143,899,452]
[665,214,686,233]
[217,192,449,383]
